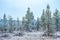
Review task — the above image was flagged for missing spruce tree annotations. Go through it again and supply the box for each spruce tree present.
[17,17,20,30]
[22,17,26,30]
[41,9,46,30]
[9,16,13,32]
[53,9,59,31]
[3,13,7,32]
[22,8,34,31]
[36,18,40,31]
[44,4,52,36]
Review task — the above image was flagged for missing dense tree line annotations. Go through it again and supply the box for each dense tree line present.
[0,4,60,36]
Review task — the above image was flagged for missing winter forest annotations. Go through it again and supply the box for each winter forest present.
[0,4,60,40]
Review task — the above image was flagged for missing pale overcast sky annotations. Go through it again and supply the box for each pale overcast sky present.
[0,0,60,20]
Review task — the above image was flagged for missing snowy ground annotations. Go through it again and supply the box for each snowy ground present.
[0,31,60,40]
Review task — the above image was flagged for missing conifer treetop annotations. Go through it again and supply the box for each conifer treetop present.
[47,4,50,9]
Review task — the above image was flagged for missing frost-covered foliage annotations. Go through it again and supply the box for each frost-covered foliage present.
[22,8,35,31]
[0,4,60,37]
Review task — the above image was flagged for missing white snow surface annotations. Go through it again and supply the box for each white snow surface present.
[0,31,60,40]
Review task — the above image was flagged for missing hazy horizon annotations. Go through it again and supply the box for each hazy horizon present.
[0,0,60,20]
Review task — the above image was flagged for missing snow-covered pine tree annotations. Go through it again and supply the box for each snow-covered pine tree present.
[36,17,40,31]
[53,9,59,31]
[9,16,13,32]
[22,17,26,31]
[44,4,52,36]
[41,9,46,31]
[22,8,34,31]
[3,13,7,32]
[17,17,20,30]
